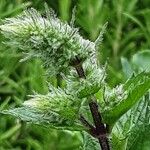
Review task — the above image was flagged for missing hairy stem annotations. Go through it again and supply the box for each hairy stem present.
[73,58,110,150]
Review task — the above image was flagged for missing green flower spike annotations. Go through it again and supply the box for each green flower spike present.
[0,6,96,76]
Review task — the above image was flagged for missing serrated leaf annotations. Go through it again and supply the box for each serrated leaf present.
[1,107,84,131]
[112,93,150,150]
[126,94,150,150]
[103,72,150,125]
[0,86,86,131]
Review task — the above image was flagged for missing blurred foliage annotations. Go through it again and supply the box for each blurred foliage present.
[0,0,150,149]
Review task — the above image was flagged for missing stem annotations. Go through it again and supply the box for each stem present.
[89,101,110,150]
[80,115,97,137]
[73,59,110,150]
[72,56,86,79]
[56,73,62,87]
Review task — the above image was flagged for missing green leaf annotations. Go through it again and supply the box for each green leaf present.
[131,50,150,72]
[59,0,71,21]
[112,93,150,150]
[103,72,150,125]
[126,94,150,150]
[81,132,100,150]
[23,86,82,121]
[0,86,85,131]
[111,133,127,150]
[0,124,21,141]
[123,12,149,42]
[1,107,84,131]
[123,12,145,30]
[121,57,134,79]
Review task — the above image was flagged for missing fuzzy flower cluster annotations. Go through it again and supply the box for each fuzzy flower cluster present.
[66,63,106,98]
[23,86,81,121]
[102,84,128,111]
[0,7,96,76]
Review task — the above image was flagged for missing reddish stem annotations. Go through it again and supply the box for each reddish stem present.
[73,58,110,150]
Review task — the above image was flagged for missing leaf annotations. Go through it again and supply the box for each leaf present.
[126,94,150,150]
[123,12,149,41]
[81,132,100,150]
[103,72,150,125]
[24,86,82,121]
[0,1,31,19]
[59,0,71,21]
[0,124,21,141]
[112,93,150,150]
[1,107,84,131]
[111,132,127,150]
[131,50,150,72]
[95,22,108,47]
[123,12,144,30]
[0,86,85,131]
[121,57,134,79]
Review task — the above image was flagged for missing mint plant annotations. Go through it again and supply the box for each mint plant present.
[0,5,150,150]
